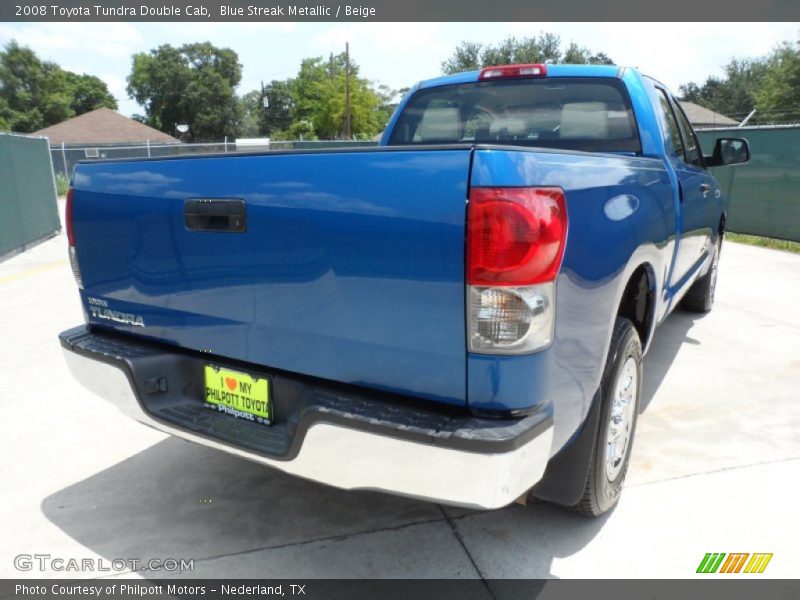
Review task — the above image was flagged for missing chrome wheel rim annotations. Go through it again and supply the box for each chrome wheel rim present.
[605,356,638,481]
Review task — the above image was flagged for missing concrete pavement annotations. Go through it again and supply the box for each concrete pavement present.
[1,205,798,579]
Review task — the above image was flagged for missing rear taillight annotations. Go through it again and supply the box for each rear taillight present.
[467,187,566,286]
[66,187,83,288]
[66,187,75,246]
[467,187,567,354]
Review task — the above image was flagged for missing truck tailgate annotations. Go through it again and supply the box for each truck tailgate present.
[71,148,471,405]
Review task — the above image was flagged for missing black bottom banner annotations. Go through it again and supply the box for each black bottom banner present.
[2,579,799,600]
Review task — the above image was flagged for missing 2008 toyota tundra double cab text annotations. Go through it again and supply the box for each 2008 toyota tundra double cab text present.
[60,64,749,516]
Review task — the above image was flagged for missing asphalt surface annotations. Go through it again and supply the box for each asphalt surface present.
[1,201,798,579]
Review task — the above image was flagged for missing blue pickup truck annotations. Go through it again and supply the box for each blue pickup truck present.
[60,64,748,516]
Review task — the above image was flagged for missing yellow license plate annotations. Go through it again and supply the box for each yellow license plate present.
[204,365,270,424]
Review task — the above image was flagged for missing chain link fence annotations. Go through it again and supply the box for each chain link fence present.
[50,140,379,178]
[45,130,799,243]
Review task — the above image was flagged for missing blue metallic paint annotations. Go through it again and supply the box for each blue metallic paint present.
[71,65,730,459]
[469,148,675,449]
[73,149,472,406]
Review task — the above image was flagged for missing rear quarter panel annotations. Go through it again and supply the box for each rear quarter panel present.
[469,148,674,453]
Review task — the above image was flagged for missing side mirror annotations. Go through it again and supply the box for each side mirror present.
[705,137,750,167]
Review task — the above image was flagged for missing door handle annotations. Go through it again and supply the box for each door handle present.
[184,199,247,233]
[699,183,713,197]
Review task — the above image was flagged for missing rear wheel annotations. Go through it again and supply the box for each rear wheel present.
[682,235,722,313]
[573,317,642,517]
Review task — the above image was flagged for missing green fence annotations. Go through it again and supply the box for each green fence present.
[0,133,61,257]
[697,126,800,242]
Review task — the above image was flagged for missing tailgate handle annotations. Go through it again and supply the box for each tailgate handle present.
[184,199,247,233]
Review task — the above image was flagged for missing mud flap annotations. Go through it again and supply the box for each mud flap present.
[529,386,603,506]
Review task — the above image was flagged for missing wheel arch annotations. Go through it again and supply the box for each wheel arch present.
[531,262,656,507]
[616,262,658,353]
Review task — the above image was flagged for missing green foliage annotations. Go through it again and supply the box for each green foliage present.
[238,80,294,138]
[65,72,118,115]
[0,40,116,133]
[127,42,242,142]
[754,42,800,121]
[237,90,262,138]
[679,58,768,120]
[262,79,294,135]
[562,43,614,66]
[374,83,403,132]
[0,97,9,131]
[679,41,800,125]
[267,129,291,141]
[441,41,483,74]
[0,41,72,132]
[441,34,614,75]
[54,172,70,196]
[287,120,317,140]
[288,54,385,139]
[235,48,400,140]
[727,233,800,254]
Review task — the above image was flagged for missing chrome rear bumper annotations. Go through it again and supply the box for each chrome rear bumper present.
[61,327,553,510]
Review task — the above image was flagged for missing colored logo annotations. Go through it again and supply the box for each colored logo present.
[697,553,773,574]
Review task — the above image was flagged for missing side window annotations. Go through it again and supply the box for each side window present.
[672,101,704,167]
[655,89,685,160]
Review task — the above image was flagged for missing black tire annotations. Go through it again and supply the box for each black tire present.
[682,235,722,313]
[572,317,642,517]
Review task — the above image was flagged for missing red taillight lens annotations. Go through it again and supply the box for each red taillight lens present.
[65,187,83,288]
[467,187,567,286]
[478,64,547,80]
[65,187,75,247]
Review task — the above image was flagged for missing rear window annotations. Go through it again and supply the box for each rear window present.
[389,77,641,154]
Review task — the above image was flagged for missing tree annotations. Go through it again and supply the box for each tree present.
[679,57,768,120]
[237,82,293,138]
[289,54,384,139]
[441,41,483,74]
[235,49,398,140]
[0,97,9,131]
[755,42,800,121]
[66,73,117,115]
[0,40,116,133]
[127,42,242,141]
[441,34,614,75]
[375,83,403,133]
[287,119,316,140]
[676,42,800,125]
[237,90,262,138]
[260,79,293,136]
[562,43,614,65]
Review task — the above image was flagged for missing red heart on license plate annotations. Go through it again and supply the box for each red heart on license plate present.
[225,377,237,391]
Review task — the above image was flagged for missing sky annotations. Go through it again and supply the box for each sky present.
[0,22,797,117]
